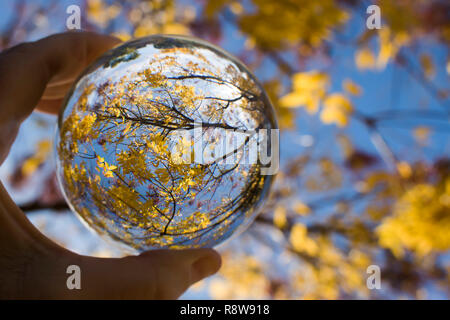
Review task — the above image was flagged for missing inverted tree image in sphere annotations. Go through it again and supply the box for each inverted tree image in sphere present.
[56,35,277,251]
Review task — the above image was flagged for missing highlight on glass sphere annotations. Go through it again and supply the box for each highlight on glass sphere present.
[56,35,278,252]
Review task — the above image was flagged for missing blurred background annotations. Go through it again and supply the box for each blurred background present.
[0,0,449,299]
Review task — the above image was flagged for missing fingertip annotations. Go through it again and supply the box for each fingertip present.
[190,248,222,283]
[133,248,220,299]
[139,247,222,282]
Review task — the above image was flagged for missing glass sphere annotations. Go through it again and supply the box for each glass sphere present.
[56,35,277,252]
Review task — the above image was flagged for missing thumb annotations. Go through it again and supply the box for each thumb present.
[76,248,221,299]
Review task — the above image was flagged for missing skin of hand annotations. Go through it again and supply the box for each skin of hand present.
[0,31,221,299]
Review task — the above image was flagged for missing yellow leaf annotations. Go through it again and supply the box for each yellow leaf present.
[377,182,450,258]
[376,28,409,70]
[397,161,412,179]
[320,93,353,127]
[290,223,307,246]
[292,71,329,92]
[376,28,395,69]
[21,158,41,177]
[37,140,52,156]
[104,170,114,178]
[21,139,53,177]
[290,223,318,256]
[293,200,311,216]
[280,71,328,113]
[343,79,362,96]
[355,48,376,70]
[377,42,393,70]
[279,92,308,108]
[163,23,189,35]
[273,205,287,229]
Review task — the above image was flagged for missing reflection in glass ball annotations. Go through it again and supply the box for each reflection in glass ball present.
[56,35,277,252]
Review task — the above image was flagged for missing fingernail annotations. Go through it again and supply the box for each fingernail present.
[191,251,221,283]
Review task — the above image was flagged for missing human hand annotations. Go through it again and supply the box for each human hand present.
[0,32,221,299]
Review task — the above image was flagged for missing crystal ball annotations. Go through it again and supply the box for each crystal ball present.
[56,35,277,251]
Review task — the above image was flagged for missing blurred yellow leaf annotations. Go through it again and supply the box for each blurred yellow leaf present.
[377,39,394,69]
[343,79,362,96]
[162,22,189,35]
[237,0,348,49]
[397,161,412,179]
[377,181,450,258]
[292,71,329,92]
[273,205,287,228]
[355,48,376,70]
[320,93,353,127]
[280,93,319,113]
[349,249,370,268]
[293,200,311,216]
[87,0,120,28]
[21,140,52,177]
[376,28,410,70]
[280,71,329,114]
[21,158,41,177]
[290,223,318,256]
